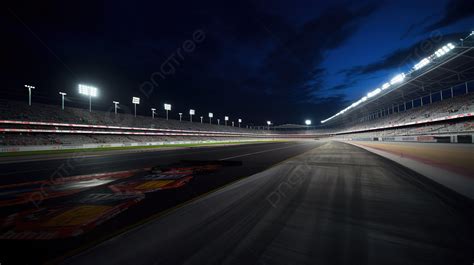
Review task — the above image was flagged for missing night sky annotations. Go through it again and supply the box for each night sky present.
[2,0,474,125]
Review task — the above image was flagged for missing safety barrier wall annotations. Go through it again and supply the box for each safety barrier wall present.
[0,139,266,153]
[339,134,474,143]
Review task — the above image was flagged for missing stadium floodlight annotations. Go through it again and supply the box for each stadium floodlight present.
[435,43,455,58]
[179,112,183,122]
[238,118,242,127]
[390,73,405,85]
[151,108,156,119]
[217,118,220,125]
[208,112,213,124]
[305,119,311,126]
[78,84,97,112]
[189,109,195,122]
[414,58,430,71]
[381,83,390,90]
[200,116,203,123]
[224,116,229,126]
[266,120,271,130]
[25,85,35,106]
[164,103,171,120]
[367,88,381,98]
[132,97,140,117]
[113,101,119,115]
[59,92,67,110]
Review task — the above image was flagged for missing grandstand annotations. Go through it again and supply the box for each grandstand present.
[1,34,474,149]
[315,34,474,143]
[0,99,279,149]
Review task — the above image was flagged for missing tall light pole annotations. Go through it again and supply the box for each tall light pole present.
[217,119,220,125]
[224,116,229,126]
[267,121,271,130]
[209,112,213,124]
[151,108,156,119]
[25,85,35,106]
[200,116,203,123]
[232,121,234,127]
[78,84,97,112]
[132,97,140,117]
[113,101,119,115]
[59,92,67,110]
[189,109,195,122]
[179,112,183,122]
[238,119,242,128]
[164,104,171,120]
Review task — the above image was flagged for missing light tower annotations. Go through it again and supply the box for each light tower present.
[59,92,67,110]
[208,112,213,124]
[200,116,203,123]
[78,84,97,112]
[238,119,242,127]
[164,104,172,120]
[179,112,183,122]
[151,108,156,119]
[113,101,119,115]
[25,85,35,106]
[224,116,229,126]
[189,109,195,122]
[132,97,140,117]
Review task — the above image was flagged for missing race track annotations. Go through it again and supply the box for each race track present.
[64,141,474,265]
[0,141,322,264]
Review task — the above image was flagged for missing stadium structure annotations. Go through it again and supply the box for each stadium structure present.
[1,34,474,153]
[272,32,474,144]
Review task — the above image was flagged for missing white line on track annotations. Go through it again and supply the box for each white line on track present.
[218,143,304,161]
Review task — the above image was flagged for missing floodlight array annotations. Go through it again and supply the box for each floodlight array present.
[320,42,456,124]
[78,84,97,97]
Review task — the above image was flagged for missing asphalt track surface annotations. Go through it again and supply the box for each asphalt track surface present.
[64,141,474,265]
[0,141,322,264]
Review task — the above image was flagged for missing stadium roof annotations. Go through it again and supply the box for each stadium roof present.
[321,31,474,126]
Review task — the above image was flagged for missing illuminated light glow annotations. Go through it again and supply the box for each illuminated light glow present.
[78,84,97,97]
[164,103,171,111]
[267,121,271,125]
[390,73,405,85]
[238,119,242,123]
[224,116,229,121]
[414,58,430,70]
[367,88,381,98]
[132,97,140,104]
[305,120,311,125]
[320,41,459,124]
[208,112,213,118]
[189,109,195,115]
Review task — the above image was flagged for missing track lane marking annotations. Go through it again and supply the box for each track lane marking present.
[219,142,308,160]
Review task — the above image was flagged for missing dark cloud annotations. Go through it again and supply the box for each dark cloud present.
[244,2,380,102]
[341,32,465,78]
[400,13,439,40]
[424,0,474,32]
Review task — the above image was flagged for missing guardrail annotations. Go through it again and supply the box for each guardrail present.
[0,139,266,153]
